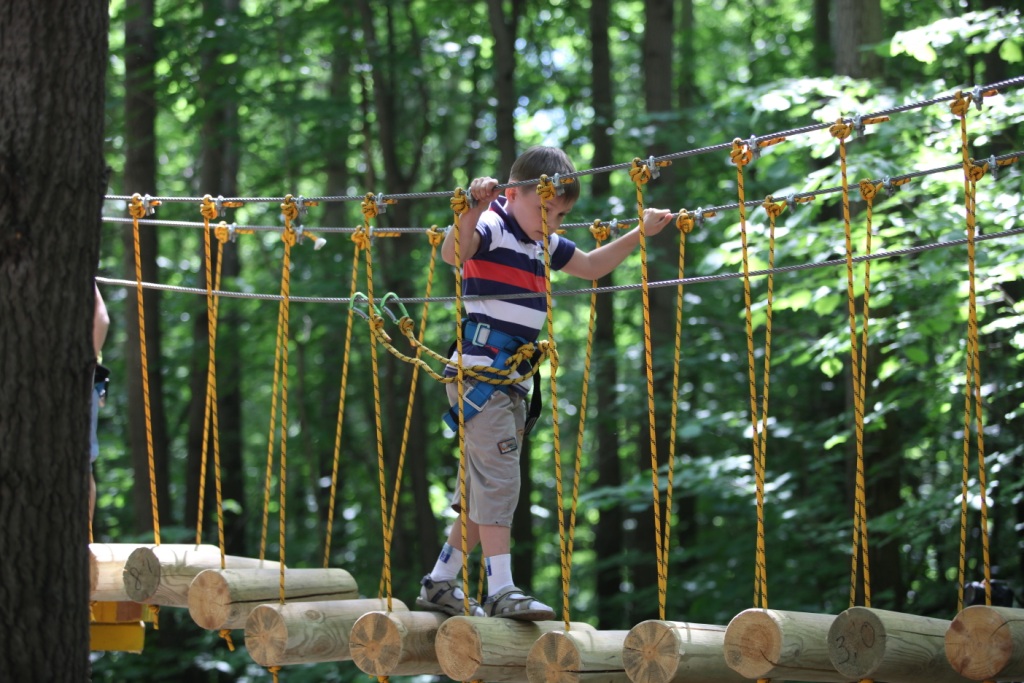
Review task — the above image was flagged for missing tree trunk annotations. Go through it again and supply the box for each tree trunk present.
[812,0,833,75]
[0,0,108,676]
[589,0,627,631]
[485,0,522,176]
[834,0,883,78]
[632,0,677,625]
[123,0,171,534]
[185,0,245,556]
[677,0,696,110]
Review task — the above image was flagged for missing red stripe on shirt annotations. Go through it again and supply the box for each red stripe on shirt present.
[464,259,546,292]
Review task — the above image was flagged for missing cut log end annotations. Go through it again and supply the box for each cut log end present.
[435,616,484,681]
[526,631,583,683]
[244,604,289,667]
[724,610,781,678]
[945,605,1017,680]
[827,607,885,678]
[187,569,233,630]
[350,611,405,674]
[622,621,681,683]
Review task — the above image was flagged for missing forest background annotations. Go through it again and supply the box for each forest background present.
[82,0,1023,680]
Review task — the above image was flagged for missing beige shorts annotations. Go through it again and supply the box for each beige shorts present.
[446,381,526,527]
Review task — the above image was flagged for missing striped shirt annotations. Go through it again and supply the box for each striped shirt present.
[446,196,577,393]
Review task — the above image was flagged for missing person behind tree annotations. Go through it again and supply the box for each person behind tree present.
[89,283,110,528]
[416,145,676,620]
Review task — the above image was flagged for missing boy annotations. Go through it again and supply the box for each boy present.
[417,146,675,620]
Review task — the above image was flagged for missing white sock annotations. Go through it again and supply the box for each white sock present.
[485,553,515,597]
[430,543,463,582]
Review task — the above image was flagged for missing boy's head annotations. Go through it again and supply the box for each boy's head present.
[508,146,580,205]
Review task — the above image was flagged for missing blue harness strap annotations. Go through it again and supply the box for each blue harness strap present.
[443,320,528,432]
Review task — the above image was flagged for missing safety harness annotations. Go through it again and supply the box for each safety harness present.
[444,319,543,436]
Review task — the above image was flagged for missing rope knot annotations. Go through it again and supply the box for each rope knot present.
[398,317,415,339]
[281,195,300,223]
[950,91,971,117]
[450,188,470,216]
[128,193,160,219]
[675,211,695,233]
[966,161,987,183]
[507,342,537,368]
[214,222,231,244]
[370,315,390,341]
[200,195,219,221]
[829,119,853,140]
[858,180,881,202]
[537,175,557,202]
[538,339,557,367]
[426,225,445,246]
[351,228,371,251]
[762,198,785,219]
[629,158,652,186]
[730,139,753,167]
[361,192,379,221]
[589,220,611,243]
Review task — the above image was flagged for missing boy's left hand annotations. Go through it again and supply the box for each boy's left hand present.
[643,208,675,236]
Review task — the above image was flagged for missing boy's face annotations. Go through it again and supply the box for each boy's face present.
[505,184,575,242]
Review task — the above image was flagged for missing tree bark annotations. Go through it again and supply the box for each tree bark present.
[834,0,883,78]
[123,0,171,534]
[589,0,628,631]
[185,0,245,556]
[0,0,108,676]
[485,0,523,177]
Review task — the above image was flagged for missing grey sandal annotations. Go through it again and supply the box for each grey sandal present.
[416,575,485,617]
[484,586,555,621]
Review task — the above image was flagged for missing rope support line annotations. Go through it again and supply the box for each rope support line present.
[100,149,1023,240]
[951,91,993,613]
[128,193,163,549]
[95,222,1024,307]
[101,76,1021,206]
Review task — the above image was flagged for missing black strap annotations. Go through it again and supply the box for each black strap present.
[524,350,543,438]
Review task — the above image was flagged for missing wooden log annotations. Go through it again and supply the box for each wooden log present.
[526,628,631,683]
[828,607,972,683]
[122,544,280,607]
[723,608,845,681]
[622,620,748,683]
[945,605,1024,680]
[349,609,448,677]
[188,567,358,631]
[435,616,596,683]
[90,543,147,601]
[244,597,406,667]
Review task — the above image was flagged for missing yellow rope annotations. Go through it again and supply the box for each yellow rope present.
[951,92,992,612]
[450,186,473,616]
[128,194,162,547]
[377,228,444,595]
[666,211,695,596]
[847,178,884,608]
[360,193,395,611]
[628,158,666,619]
[324,240,363,568]
[276,197,299,602]
[195,197,235,568]
[731,140,769,610]
[536,176,570,628]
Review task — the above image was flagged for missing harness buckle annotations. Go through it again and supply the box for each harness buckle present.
[471,322,491,347]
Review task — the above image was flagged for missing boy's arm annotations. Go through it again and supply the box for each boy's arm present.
[441,177,501,266]
[561,208,675,280]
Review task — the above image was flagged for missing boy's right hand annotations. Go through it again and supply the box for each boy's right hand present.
[468,176,501,209]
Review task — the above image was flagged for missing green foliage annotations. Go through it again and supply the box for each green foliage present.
[93,0,1024,679]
